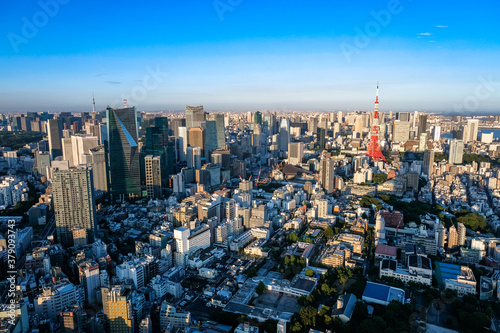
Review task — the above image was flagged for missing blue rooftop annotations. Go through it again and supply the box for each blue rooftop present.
[362,282,391,302]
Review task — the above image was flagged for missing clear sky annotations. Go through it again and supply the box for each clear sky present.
[1,0,499,113]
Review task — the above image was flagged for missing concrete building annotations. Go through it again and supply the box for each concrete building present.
[52,166,96,247]
[145,155,162,199]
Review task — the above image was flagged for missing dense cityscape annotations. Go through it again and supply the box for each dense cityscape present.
[0,95,500,333]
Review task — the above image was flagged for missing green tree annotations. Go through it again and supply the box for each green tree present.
[305,269,314,277]
[372,173,388,184]
[324,226,334,239]
[321,283,331,295]
[291,322,302,332]
[256,281,266,295]
[300,306,317,327]
[337,267,353,285]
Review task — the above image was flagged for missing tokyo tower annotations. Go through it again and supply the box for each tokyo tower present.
[366,82,387,162]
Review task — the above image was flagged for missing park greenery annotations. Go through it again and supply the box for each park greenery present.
[0,131,45,150]
[372,173,387,184]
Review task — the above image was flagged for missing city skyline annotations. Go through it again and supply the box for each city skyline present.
[1,1,499,113]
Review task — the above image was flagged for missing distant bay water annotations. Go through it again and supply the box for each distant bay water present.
[441,128,500,140]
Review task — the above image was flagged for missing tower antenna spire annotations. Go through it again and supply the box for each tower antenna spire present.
[92,92,96,113]
[366,82,387,162]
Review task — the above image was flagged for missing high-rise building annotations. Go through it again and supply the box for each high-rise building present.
[102,286,134,333]
[432,125,441,141]
[206,113,225,150]
[53,166,96,247]
[78,260,100,304]
[319,157,335,194]
[419,133,428,151]
[87,145,108,192]
[423,150,434,176]
[317,128,326,150]
[396,112,410,122]
[205,120,218,159]
[279,118,290,152]
[71,134,99,166]
[392,120,410,142]
[418,114,427,137]
[463,119,479,143]
[172,173,185,194]
[106,107,141,198]
[449,139,464,164]
[186,147,202,170]
[170,118,186,138]
[253,111,262,125]
[47,118,63,159]
[447,225,458,249]
[188,127,205,156]
[142,117,174,186]
[185,105,206,129]
[178,127,188,162]
[35,151,51,177]
[145,155,162,199]
[458,222,466,246]
[288,142,304,166]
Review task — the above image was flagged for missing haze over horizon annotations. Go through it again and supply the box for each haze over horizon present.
[1,0,499,113]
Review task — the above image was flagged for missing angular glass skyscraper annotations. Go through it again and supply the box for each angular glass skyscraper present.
[106,107,141,198]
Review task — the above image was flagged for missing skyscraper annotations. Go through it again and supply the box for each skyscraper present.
[279,118,290,152]
[188,127,205,157]
[53,166,96,247]
[418,114,427,137]
[185,105,206,129]
[319,157,335,194]
[392,120,410,142]
[447,225,458,249]
[47,118,63,159]
[463,119,479,143]
[432,125,441,141]
[106,107,141,198]
[288,142,304,165]
[449,139,464,164]
[458,222,466,246]
[317,128,326,150]
[142,117,173,186]
[206,113,225,150]
[253,111,262,125]
[423,150,434,176]
[145,155,162,199]
[205,120,218,159]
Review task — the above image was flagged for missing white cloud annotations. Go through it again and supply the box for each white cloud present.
[436,25,448,28]
[418,32,432,36]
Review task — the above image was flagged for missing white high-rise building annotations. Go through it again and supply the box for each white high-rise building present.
[172,173,185,194]
[78,260,100,304]
[464,119,479,143]
[174,227,190,254]
[449,139,464,164]
[178,127,188,162]
[71,135,99,166]
[432,125,441,141]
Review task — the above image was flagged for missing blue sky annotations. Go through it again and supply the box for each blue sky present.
[1,0,499,113]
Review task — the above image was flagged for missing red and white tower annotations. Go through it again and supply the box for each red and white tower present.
[366,82,387,162]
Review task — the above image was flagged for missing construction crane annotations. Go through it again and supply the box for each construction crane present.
[255,168,262,185]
